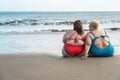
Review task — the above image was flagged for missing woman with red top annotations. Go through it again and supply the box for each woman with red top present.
[62,20,86,57]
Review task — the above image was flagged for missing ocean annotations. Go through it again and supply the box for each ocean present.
[0,12,120,55]
[0,12,120,33]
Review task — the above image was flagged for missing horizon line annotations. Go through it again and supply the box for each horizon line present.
[0,11,120,12]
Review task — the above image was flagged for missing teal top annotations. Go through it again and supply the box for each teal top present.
[90,31,114,57]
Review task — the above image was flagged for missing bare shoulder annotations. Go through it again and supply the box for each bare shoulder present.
[85,32,93,40]
[86,32,92,37]
[64,30,77,37]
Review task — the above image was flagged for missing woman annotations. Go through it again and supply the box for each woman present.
[83,20,114,58]
[62,20,86,57]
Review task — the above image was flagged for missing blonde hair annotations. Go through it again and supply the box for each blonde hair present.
[89,20,99,29]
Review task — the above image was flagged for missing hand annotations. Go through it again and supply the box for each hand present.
[80,55,88,60]
[80,52,89,60]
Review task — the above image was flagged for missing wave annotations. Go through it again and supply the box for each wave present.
[0,19,74,26]
[0,28,120,34]
[1,19,120,26]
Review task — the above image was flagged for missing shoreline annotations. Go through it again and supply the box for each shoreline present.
[0,30,120,55]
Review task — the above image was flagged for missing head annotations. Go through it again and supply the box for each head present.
[89,20,99,31]
[74,20,84,34]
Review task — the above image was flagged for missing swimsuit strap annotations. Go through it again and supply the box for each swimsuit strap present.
[90,32,96,38]
[104,30,107,36]
[68,31,76,39]
[90,31,110,46]
[104,30,110,41]
[90,31,108,38]
[67,31,78,43]
[74,33,85,43]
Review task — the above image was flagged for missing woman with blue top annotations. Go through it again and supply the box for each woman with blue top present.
[83,20,114,58]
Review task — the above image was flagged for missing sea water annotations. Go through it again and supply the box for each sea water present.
[0,12,120,55]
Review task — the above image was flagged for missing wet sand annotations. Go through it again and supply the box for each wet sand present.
[0,54,120,80]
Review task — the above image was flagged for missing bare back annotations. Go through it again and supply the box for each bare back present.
[90,29,109,48]
[63,30,86,45]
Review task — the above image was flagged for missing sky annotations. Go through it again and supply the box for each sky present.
[0,0,120,11]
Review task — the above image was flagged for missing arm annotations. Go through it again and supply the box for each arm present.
[84,33,92,57]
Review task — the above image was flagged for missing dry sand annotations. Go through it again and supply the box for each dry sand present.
[0,54,120,80]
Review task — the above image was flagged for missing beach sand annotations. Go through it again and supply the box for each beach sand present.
[0,31,120,80]
[0,54,120,80]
